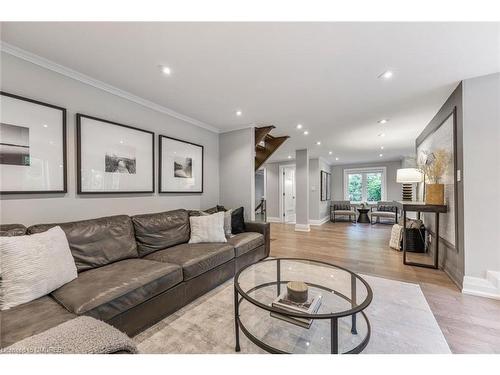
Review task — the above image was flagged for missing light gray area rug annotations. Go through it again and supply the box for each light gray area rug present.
[134,274,451,354]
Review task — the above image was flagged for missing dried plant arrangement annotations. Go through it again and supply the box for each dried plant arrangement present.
[418,149,450,184]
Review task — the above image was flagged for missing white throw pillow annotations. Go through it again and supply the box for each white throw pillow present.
[189,211,227,244]
[0,226,78,310]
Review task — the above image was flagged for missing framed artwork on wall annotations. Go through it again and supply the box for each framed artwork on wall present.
[416,109,457,248]
[326,172,331,200]
[320,170,331,201]
[0,91,67,194]
[159,135,203,193]
[76,114,154,194]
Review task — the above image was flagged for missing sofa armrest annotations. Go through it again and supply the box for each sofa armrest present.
[244,221,271,258]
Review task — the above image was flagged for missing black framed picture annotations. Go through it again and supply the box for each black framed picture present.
[320,170,331,201]
[77,114,154,194]
[0,91,67,194]
[159,135,203,193]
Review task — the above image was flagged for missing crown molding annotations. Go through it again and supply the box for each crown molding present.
[218,124,255,134]
[0,42,220,134]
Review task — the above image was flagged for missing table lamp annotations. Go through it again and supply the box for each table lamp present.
[396,168,423,201]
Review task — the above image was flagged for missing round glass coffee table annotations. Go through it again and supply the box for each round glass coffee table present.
[234,258,373,354]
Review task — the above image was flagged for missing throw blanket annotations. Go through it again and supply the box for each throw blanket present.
[0,316,138,354]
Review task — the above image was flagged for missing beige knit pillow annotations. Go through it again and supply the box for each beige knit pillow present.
[0,226,77,310]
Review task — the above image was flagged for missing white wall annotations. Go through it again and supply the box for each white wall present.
[462,73,500,282]
[331,160,403,202]
[309,158,332,222]
[219,128,255,220]
[295,149,309,230]
[0,53,220,225]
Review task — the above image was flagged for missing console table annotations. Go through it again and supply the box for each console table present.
[395,201,447,269]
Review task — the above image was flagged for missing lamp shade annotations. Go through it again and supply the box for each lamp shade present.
[396,168,423,183]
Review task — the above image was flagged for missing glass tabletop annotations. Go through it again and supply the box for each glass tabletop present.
[235,258,372,319]
[234,258,373,354]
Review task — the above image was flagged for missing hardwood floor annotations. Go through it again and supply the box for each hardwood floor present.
[268,221,500,353]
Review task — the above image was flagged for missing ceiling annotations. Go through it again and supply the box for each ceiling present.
[1,22,499,164]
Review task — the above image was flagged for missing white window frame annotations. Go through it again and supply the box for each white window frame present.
[343,166,387,203]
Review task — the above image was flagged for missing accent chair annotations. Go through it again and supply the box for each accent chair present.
[330,200,356,223]
[370,201,398,224]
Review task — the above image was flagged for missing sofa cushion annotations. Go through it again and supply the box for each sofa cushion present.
[144,243,234,281]
[204,205,226,214]
[0,224,27,237]
[372,211,396,218]
[132,209,190,257]
[334,210,355,215]
[227,232,264,257]
[27,215,138,272]
[0,296,77,349]
[51,259,182,321]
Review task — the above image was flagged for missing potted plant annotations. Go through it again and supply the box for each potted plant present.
[418,149,449,205]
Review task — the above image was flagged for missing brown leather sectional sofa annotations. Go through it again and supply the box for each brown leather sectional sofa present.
[0,209,270,349]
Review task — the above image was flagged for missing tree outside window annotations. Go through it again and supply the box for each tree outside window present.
[345,169,385,203]
[348,173,362,201]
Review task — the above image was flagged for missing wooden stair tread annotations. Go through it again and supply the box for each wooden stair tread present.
[255,125,275,146]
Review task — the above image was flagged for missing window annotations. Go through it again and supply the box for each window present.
[344,167,386,203]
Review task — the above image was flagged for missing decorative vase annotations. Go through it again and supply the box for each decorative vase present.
[287,281,308,303]
[425,183,444,205]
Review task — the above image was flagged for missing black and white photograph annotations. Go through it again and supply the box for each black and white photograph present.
[0,92,66,193]
[174,156,192,178]
[0,122,30,166]
[105,145,137,174]
[77,114,154,193]
[159,135,203,193]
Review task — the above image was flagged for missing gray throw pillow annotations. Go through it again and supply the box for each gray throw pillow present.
[224,209,234,238]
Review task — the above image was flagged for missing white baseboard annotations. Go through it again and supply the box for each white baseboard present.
[295,223,311,232]
[309,216,330,226]
[266,216,282,223]
[462,271,500,300]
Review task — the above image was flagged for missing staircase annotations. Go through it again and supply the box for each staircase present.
[255,126,289,170]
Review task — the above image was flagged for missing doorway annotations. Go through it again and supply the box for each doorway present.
[254,168,266,222]
[279,165,296,223]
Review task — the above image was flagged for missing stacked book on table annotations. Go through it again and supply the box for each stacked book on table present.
[270,291,322,329]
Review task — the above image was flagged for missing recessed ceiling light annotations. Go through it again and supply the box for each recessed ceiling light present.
[378,133,386,137]
[43,124,48,128]
[296,124,303,129]
[378,70,393,79]
[316,141,321,145]
[236,110,242,116]
[379,153,383,157]
[303,131,309,135]
[335,157,339,161]
[378,119,389,124]
[160,65,172,76]
[287,155,292,159]
[328,151,332,155]
[380,146,384,150]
